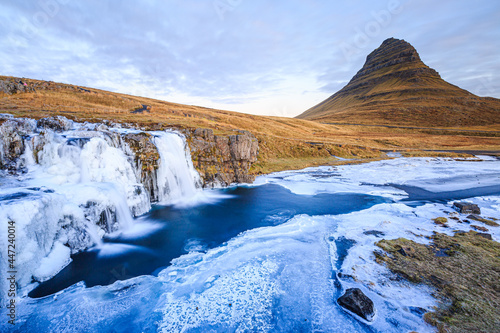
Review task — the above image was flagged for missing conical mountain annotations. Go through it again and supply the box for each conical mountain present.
[297,38,500,127]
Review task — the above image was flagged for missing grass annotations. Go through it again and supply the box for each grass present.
[467,215,500,227]
[1,75,499,174]
[375,231,500,332]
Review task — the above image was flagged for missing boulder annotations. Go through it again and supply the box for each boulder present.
[453,202,480,214]
[37,116,73,132]
[337,288,375,322]
[476,233,492,240]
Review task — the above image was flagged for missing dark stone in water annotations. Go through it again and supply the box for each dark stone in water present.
[453,202,481,214]
[337,288,375,322]
[363,230,385,237]
[409,306,427,316]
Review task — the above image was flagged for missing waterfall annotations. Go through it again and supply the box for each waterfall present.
[152,131,201,204]
[0,116,202,291]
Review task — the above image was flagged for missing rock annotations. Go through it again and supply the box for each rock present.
[0,118,37,169]
[37,116,73,132]
[466,214,499,226]
[187,128,259,187]
[475,233,492,240]
[363,230,385,237]
[453,202,481,214]
[337,288,375,322]
[471,225,488,232]
[0,78,35,94]
[123,132,160,201]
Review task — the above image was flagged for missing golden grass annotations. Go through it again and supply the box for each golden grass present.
[1,75,499,174]
[376,232,500,333]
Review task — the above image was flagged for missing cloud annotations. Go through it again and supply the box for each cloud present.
[0,0,499,116]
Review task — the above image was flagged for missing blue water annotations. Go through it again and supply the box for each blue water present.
[30,184,390,298]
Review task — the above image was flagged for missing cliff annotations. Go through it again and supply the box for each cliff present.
[0,115,259,191]
[187,128,259,187]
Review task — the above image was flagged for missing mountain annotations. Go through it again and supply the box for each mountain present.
[297,38,500,127]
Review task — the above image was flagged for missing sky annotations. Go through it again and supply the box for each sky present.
[1,0,499,117]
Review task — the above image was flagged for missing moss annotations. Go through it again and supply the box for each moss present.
[433,217,448,225]
[468,216,499,227]
[375,231,500,332]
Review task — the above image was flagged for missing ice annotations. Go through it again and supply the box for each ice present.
[152,131,201,205]
[33,242,72,283]
[2,134,499,333]
[6,213,441,332]
[255,157,500,197]
[0,117,203,295]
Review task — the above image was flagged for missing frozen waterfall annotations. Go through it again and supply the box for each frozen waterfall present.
[0,116,201,292]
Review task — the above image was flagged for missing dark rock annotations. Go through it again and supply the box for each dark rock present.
[337,272,356,281]
[471,225,488,232]
[37,116,73,132]
[131,104,151,114]
[397,247,408,256]
[453,202,481,214]
[123,132,160,201]
[0,78,35,94]
[0,118,36,169]
[337,288,375,322]
[467,214,482,221]
[363,230,385,237]
[475,233,492,240]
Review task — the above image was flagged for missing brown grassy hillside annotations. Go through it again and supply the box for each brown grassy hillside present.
[1,75,499,174]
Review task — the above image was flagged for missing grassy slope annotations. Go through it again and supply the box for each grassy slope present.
[376,231,500,332]
[1,75,499,174]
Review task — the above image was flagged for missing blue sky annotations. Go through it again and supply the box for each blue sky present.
[1,0,499,117]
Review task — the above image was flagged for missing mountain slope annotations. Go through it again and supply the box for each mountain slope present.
[297,38,500,127]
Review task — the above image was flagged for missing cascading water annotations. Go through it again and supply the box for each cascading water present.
[0,116,202,293]
[152,131,201,204]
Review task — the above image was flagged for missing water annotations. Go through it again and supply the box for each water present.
[30,184,389,297]
[2,125,500,333]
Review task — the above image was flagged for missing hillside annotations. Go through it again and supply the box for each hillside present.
[297,38,500,127]
[1,74,499,177]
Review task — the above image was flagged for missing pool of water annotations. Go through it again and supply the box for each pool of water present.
[30,184,390,297]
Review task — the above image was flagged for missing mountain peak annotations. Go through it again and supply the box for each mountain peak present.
[349,38,440,86]
[296,38,500,127]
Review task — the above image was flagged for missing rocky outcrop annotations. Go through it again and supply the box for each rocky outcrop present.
[187,128,259,187]
[337,288,375,322]
[453,202,481,214]
[0,116,36,170]
[36,116,73,132]
[0,78,36,94]
[122,132,160,201]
